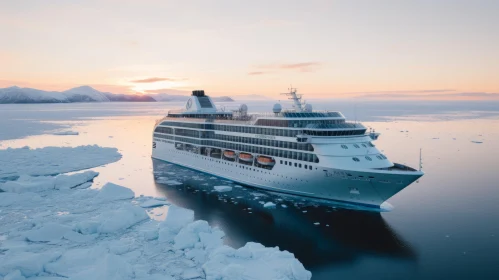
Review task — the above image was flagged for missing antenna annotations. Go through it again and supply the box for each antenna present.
[280,87,305,112]
[419,148,423,171]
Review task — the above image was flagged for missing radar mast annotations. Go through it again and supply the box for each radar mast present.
[281,87,306,112]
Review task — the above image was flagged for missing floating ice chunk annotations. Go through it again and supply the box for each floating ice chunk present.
[250,192,266,197]
[0,175,55,193]
[63,231,98,243]
[108,238,137,255]
[0,171,97,193]
[0,145,121,179]
[181,268,204,279]
[140,199,168,208]
[158,205,194,243]
[281,204,288,208]
[174,220,212,250]
[97,204,148,234]
[263,202,276,208]
[314,222,320,226]
[73,182,92,189]
[95,182,135,202]
[471,141,483,144]
[0,251,60,278]
[214,186,232,192]
[54,171,99,190]
[203,242,311,280]
[161,205,194,231]
[53,131,79,135]
[0,192,42,207]
[4,270,25,280]
[25,222,71,242]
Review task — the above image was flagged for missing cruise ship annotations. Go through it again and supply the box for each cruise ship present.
[152,89,424,208]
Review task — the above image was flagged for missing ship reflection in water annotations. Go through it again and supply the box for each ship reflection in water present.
[153,159,416,278]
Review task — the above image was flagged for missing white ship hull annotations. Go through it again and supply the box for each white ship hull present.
[152,139,422,208]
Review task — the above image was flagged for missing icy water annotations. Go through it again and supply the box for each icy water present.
[1,101,499,279]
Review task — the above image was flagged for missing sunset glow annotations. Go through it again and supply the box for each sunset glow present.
[1,0,498,99]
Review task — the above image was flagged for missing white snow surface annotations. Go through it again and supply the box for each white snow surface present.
[0,173,311,280]
[0,145,121,179]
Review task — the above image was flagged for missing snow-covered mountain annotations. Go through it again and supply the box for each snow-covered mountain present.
[0,86,69,103]
[0,85,236,104]
[62,86,110,102]
[104,92,156,102]
[0,86,155,103]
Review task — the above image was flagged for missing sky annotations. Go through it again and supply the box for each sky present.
[1,0,498,99]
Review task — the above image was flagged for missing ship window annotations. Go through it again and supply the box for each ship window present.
[299,164,302,168]
[304,165,307,169]
[309,165,312,170]
[352,157,360,162]
[280,160,283,164]
[353,144,360,148]
[341,145,348,149]
[294,163,297,167]
[368,142,375,147]
[362,144,367,148]
[365,156,372,161]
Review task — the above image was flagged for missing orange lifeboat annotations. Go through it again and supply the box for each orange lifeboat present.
[256,156,275,166]
[238,153,253,162]
[223,150,236,159]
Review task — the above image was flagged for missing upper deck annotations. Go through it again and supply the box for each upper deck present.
[156,89,366,134]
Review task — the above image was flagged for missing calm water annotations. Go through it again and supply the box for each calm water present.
[1,101,499,279]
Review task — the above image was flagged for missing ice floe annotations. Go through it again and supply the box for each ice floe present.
[0,145,121,179]
[139,198,169,208]
[213,185,232,192]
[263,202,276,208]
[0,173,311,279]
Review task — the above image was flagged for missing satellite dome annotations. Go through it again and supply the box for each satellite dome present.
[239,104,248,112]
[304,104,313,112]
[273,103,282,114]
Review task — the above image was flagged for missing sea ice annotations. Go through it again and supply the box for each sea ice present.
[263,202,276,208]
[0,166,311,279]
[0,145,121,179]
[203,242,312,280]
[140,198,169,208]
[213,185,232,192]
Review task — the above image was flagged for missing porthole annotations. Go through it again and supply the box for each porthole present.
[365,156,372,161]
[353,144,360,148]
[341,145,348,149]
[361,144,367,148]
[352,157,360,162]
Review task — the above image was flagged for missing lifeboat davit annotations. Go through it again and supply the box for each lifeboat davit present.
[223,150,236,159]
[238,152,253,162]
[256,155,275,166]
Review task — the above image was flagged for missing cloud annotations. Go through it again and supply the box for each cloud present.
[144,88,191,95]
[249,62,321,75]
[248,71,269,75]
[348,89,455,95]
[354,91,499,100]
[130,77,186,83]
